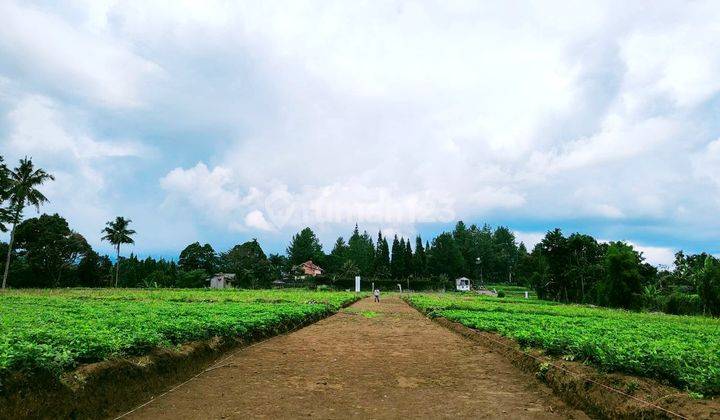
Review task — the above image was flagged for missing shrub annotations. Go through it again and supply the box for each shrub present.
[663,292,703,315]
[176,269,208,288]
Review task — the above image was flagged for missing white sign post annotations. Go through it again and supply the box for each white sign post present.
[355,276,361,293]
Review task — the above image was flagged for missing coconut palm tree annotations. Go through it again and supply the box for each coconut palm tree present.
[2,158,55,289]
[102,217,136,287]
[0,156,11,233]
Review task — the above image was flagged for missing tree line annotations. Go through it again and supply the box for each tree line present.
[1,155,718,315]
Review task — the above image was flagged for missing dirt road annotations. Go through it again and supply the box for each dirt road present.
[124,297,588,419]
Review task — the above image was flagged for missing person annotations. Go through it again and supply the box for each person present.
[373,288,380,303]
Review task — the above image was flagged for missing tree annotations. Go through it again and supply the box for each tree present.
[598,242,644,309]
[390,235,403,279]
[537,229,570,301]
[14,214,91,287]
[326,237,349,274]
[697,256,720,316]
[372,231,390,278]
[221,239,272,289]
[268,253,289,279]
[492,226,518,283]
[0,156,12,233]
[453,221,472,276]
[287,227,324,266]
[404,239,413,278]
[2,158,54,289]
[176,269,209,288]
[77,250,113,287]
[101,216,136,287]
[565,233,604,303]
[178,242,218,273]
[347,225,375,276]
[338,260,360,281]
[427,232,465,280]
[413,236,426,276]
[471,224,494,282]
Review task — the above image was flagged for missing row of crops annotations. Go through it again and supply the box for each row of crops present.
[0,289,361,377]
[405,293,720,395]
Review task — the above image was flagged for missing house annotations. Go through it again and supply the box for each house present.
[208,273,236,289]
[456,277,471,291]
[295,260,324,277]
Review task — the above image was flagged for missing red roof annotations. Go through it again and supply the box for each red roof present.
[300,260,324,272]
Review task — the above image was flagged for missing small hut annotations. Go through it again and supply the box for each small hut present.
[208,273,236,289]
[455,277,471,291]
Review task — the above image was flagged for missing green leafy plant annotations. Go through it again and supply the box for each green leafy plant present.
[406,293,720,395]
[0,289,363,378]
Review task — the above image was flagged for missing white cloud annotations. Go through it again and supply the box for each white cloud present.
[3,1,720,254]
[513,231,545,249]
[244,210,274,231]
[693,138,720,187]
[0,93,154,249]
[0,1,161,108]
[629,243,677,267]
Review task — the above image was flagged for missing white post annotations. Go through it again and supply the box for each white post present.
[355,276,361,293]
[398,283,402,293]
[524,291,529,299]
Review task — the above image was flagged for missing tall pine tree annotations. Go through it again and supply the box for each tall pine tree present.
[404,239,413,278]
[390,235,403,279]
[347,224,375,276]
[413,236,426,276]
[287,227,324,266]
[373,231,391,278]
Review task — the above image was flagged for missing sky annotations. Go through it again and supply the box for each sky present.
[1,0,720,267]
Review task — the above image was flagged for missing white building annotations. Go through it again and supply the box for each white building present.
[455,277,471,291]
[208,273,236,289]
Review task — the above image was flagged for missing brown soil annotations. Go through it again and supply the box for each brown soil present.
[124,297,588,419]
[431,317,720,420]
[0,308,331,419]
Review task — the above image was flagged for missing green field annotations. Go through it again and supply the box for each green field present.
[0,289,361,377]
[405,293,720,395]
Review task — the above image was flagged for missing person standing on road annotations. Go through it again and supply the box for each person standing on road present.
[373,288,380,303]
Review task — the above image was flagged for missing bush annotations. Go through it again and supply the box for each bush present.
[497,290,506,298]
[176,269,208,288]
[663,292,703,315]
[141,270,173,288]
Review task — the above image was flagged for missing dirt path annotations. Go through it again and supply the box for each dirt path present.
[124,297,588,419]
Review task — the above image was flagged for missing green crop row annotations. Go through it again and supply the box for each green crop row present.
[406,293,720,395]
[5,288,358,310]
[0,289,362,377]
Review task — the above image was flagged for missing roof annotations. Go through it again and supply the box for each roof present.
[456,277,470,281]
[300,260,324,272]
[211,273,236,279]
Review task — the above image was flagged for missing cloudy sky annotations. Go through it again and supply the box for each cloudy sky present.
[2,0,720,266]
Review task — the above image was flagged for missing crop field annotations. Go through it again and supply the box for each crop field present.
[405,293,720,395]
[0,289,361,378]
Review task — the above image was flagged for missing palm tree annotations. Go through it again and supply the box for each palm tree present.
[2,158,55,289]
[102,217,136,287]
[0,156,11,234]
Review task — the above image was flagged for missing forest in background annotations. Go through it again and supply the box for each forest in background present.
[1,154,718,316]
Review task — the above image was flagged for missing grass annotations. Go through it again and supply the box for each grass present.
[0,288,362,377]
[405,293,720,395]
